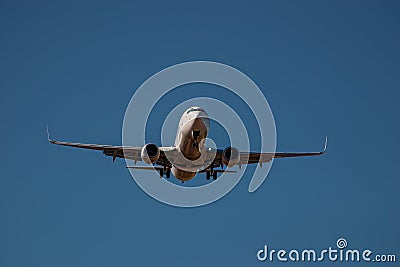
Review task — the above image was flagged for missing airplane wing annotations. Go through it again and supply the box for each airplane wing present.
[48,138,141,161]
[210,137,327,167]
[239,137,327,165]
[47,128,173,166]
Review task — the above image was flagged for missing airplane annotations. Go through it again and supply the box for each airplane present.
[48,106,327,183]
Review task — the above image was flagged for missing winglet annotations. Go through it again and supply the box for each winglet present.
[323,136,328,153]
[47,125,50,140]
[47,125,54,143]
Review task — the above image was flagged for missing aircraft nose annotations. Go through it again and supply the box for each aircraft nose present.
[182,117,208,140]
[192,111,209,127]
[191,117,208,131]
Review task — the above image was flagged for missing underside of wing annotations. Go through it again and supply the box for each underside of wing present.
[47,128,173,165]
[48,137,142,161]
[239,137,328,165]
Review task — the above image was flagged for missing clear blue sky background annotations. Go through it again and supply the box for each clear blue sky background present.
[1,1,399,266]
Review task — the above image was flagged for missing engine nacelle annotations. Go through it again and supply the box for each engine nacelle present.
[222,147,240,167]
[141,143,160,164]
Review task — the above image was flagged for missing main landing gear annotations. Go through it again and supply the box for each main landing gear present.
[192,130,200,148]
[159,168,171,179]
[206,170,218,180]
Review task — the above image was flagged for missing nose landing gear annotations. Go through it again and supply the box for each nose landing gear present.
[192,130,200,148]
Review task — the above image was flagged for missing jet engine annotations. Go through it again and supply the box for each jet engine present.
[141,143,160,164]
[222,147,240,167]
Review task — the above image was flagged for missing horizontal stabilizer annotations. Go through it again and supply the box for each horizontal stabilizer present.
[126,166,164,170]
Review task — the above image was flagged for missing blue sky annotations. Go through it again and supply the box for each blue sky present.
[1,1,399,266]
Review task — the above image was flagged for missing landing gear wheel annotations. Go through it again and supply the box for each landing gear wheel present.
[212,171,218,180]
[206,171,211,180]
[166,169,171,179]
[159,169,164,178]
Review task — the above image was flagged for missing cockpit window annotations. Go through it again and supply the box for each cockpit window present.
[186,107,204,114]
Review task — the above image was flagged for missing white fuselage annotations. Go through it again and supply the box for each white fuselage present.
[170,107,210,181]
